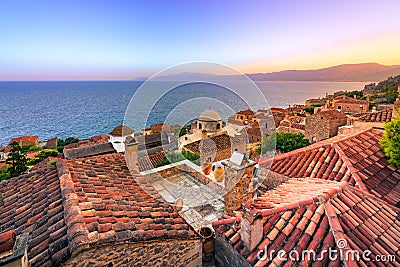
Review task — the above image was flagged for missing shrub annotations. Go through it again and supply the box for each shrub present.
[381,115,400,168]
[155,150,200,167]
[28,149,59,165]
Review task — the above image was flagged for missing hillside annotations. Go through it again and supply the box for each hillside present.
[247,63,400,82]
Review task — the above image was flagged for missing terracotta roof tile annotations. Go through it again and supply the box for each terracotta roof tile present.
[0,165,68,267]
[213,178,400,266]
[109,125,134,136]
[183,132,242,155]
[137,151,165,172]
[0,153,198,266]
[260,128,400,207]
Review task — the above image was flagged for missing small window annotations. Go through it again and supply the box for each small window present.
[216,123,220,130]
[208,157,212,162]
[185,137,188,140]
[265,123,268,128]
[234,148,238,152]
[253,167,258,178]
[338,105,342,110]
[199,123,202,129]
[321,117,323,119]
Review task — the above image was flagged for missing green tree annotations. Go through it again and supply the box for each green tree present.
[57,137,80,153]
[257,132,310,154]
[305,104,324,114]
[6,142,28,177]
[0,167,10,180]
[276,132,310,152]
[384,86,398,103]
[381,115,400,168]
[28,149,59,165]
[345,90,365,99]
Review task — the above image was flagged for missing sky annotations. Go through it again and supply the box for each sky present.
[0,0,399,80]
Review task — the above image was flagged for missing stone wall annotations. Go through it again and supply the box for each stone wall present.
[333,102,368,114]
[276,126,305,135]
[214,230,251,267]
[63,239,201,267]
[224,165,255,213]
[305,116,347,143]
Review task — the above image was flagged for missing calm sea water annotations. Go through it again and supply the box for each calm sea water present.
[0,80,366,145]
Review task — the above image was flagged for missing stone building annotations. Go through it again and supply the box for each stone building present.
[305,110,347,143]
[0,149,201,266]
[182,132,246,166]
[179,110,225,148]
[332,95,369,114]
[305,98,325,107]
[234,110,255,124]
[8,136,39,147]
[276,116,305,135]
[196,110,223,133]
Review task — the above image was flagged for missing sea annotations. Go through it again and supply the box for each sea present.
[0,80,367,146]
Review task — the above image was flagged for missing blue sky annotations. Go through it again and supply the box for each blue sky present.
[0,0,399,80]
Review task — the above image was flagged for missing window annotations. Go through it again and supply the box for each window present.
[185,137,188,140]
[199,123,202,129]
[216,123,220,130]
[338,105,342,110]
[265,123,268,128]
[208,157,212,162]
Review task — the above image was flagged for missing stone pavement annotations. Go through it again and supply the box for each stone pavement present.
[150,171,224,230]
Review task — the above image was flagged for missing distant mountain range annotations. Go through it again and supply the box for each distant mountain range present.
[246,63,400,82]
[141,63,400,82]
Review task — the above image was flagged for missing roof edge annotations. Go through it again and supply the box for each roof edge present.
[56,160,90,257]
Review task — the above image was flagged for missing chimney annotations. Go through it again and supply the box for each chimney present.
[222,153,256,213]
[124,136,139,171]
[241,208,263,251]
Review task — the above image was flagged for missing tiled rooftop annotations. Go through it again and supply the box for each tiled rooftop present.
[137,151,165,172]
[260,128,400,207]
[109,125,134,136]
[8,135,38,145]
[334,95,368,105]
[359,109,392,122]
[237,109,255,116]
[183,133,242,155]
[0,165,67,266]
[0,153,198,267]
[212,178,400,266]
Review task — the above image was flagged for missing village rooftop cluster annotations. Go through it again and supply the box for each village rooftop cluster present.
[0,84,399,266]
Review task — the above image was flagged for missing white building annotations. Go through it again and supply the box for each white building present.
[109,125,135,152]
